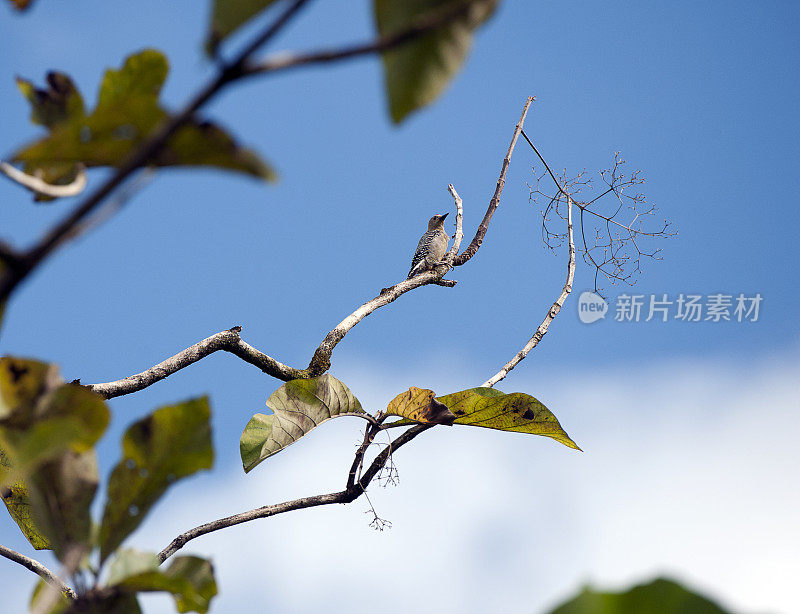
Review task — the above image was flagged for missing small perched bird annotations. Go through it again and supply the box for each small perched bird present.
[407,213,450,279]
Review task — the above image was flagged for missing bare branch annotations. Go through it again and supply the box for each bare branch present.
[306,268,455,376]
[0,543,76,600]
[453,96,534,266]
[483,194,575,387]
[86,326,304,398]
[157,423,431,563]
[445,183,464,262]
[0,161,87,199]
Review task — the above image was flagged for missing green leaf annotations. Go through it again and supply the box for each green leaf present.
[374,0,498,123]
[109,549,218,614]
[106,549,161,587]
[0,358,108,557]
[15,72,87,201]
[13,49,275,184]
[16,72,85,129]
[26,449,99,561]
[0,358,110,471]
[98,397,213,564]
[386,387,455,425]
[436,387,581,450]
[545,577,731,614]
[240,374,364,473]
[0,480,50,549]
[0,356,57,419]
[206,0,281,55]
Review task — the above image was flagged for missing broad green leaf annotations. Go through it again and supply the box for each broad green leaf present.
[13,49,275,185]
[106,549,160,587]
[0,358,109,471]
[374,0,498,123]
[206,0,281,55]
[98,397,213,564]
[386,387,455,425]
[0,358,107,559]
[241,374,364,473]
[545,577,730,614]
[27,449,98,561]
[437,387,581,450]
[0,481,50,549]
[109,549,218,614]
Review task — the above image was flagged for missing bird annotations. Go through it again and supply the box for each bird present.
[407,213,450,279]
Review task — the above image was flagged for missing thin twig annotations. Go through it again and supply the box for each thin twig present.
[86,326,304,398]
[453,96,533,266]
[445,183,464,262]
[483,193,575,387]
[0,544,76,599]
[0,161,87,199]
[157,423,431,563]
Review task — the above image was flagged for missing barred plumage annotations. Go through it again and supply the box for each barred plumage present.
[407,213,450,278]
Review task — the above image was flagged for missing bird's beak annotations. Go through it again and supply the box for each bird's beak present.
[441,212,449,220]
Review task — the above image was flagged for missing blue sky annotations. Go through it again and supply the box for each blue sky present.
[1,1,798,613]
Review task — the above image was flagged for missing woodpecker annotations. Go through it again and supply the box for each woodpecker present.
[407,213,450,279]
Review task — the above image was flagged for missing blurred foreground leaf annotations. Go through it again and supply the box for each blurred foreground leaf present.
[241,374,364,473]
[1,479,50,549]
[0,357,109,555]
[374,0,498,123]
[0,358,109,470]
[545,577,730,614]
[109,549,217,613]
[206,0,281,55]
[98,397,213,564]
[13,49,275,189]
[27,449,99,561]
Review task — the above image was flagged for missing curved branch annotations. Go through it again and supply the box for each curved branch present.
[157,423,431,563]
[0,544,76,599]
[482,193,575,387]
[87,326,304,398]
[453,96,533,266]
[0,161,87,199]
[306,268,455,376]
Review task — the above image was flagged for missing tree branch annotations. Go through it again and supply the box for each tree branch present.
[87,181,467,395]
[0,0,314,304]
[157,422,431,564]
[0,161,87,199]
[483,193,575,387]
[453,96,533,266]
[0,543,76,599]
[86,326,304,398]
[241,0,487,79]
